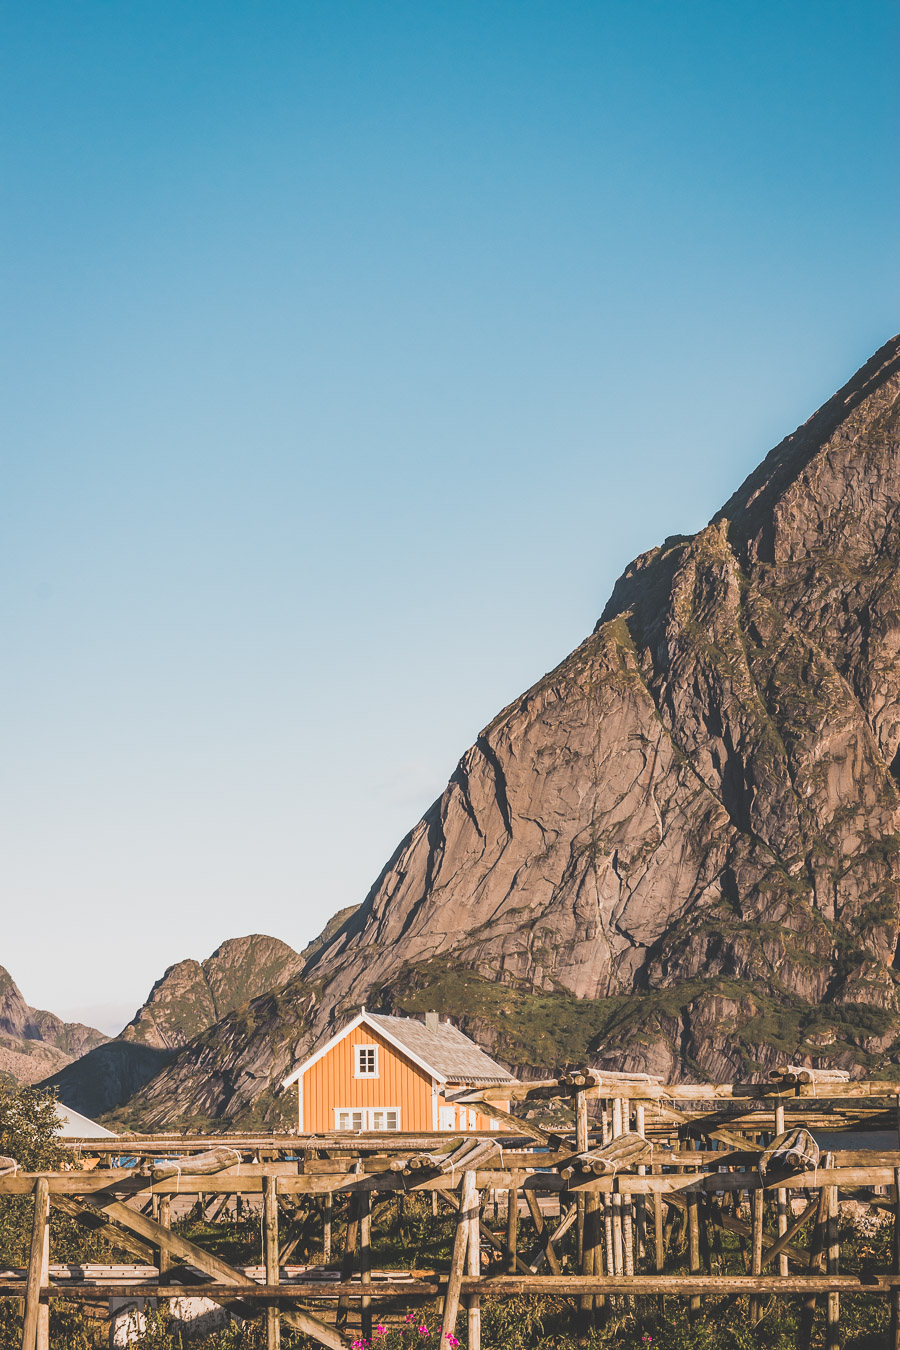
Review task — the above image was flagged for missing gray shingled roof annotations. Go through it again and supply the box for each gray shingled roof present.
[367,1014,516,1085]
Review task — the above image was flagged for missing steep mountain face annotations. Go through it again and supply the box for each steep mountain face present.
[68,336,900,1128]
[300,336,900,1075]
[121,935,305,1049]
[0,966,107,1088]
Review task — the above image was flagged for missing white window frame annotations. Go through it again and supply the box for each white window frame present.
[368,1107,401,1131]
[333,1108,365,1131]
[353,1044,379,1078]
[333,1106,401,1132]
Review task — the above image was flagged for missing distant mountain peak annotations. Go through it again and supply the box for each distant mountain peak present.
[121,934,306,1050]
[0,964,107,1087]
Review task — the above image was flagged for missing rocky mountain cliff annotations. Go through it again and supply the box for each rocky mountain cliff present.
[0,966,107,1087]
[121,935,306,1049]
[61,336,900,1129]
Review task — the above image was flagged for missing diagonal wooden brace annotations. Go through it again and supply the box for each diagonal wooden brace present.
[59,1188,349,1350]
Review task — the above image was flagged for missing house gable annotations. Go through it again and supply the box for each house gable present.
[298,1020,435,1132]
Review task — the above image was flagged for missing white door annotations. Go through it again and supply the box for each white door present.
[439,1105,456,1130]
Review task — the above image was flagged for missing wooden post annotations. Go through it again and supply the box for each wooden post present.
[506,1184,519,1273]
[635,1100,647,1261]
[359,1190,372,1340]
[890,1166,900,1350]
[622,1097,635,1287]
[337,1192,360,1323]
[264,1174,280,1350]
[687,1190,701,1321]
[604,1193,615,1286]
[324,1192,332,1263]
[467,1173,482,1350]
[579,1190,595,1333]
[885,1161,900,1350]
[159,1193,171,1274]
[652,1162,664,1270]
[774,1099,788,1279]
[799,1180,829,1350]
[441,1171,474,1342]
[21,1176,49,1350]
[575,1088,588,1272]
[749,1184,764,1327]
[826,1184,840,1350]
[36,1187,49,1350]
[611,1098,625,1280]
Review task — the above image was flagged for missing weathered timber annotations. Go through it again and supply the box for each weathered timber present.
[150,1146,247,1182]
[441,1170,475,1341]
[21,1177,48,1350]
[264,1175,280,1350]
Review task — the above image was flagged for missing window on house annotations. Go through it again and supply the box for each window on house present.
[354,1044,379,1077]
[369,1108,400,1131]
[334,1109,365,1131]
[333,1107,400,1131]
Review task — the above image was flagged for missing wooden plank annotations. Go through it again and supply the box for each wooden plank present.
[8,1272,900,1298]
[11,1159,900,1201]
[0,1282,443,1299]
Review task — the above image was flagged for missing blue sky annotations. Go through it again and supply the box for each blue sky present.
[1,1,896,1033]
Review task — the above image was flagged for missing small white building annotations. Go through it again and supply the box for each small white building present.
[55,1104,116,1139]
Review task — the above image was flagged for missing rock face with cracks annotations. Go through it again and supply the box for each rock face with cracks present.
[60,336,900,1127]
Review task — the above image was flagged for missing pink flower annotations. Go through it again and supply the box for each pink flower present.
[404,1314,415,1323]
[375,1329,387,1338]
[418,1327,430,1337]
[444,1337,459,1347]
